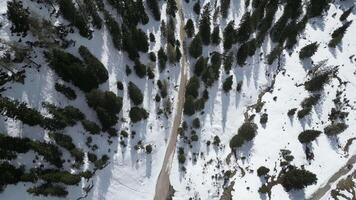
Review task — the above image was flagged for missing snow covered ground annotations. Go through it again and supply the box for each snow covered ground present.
[0,0,355,200]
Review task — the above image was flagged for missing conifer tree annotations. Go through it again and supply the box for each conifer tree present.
[223,21,237,50]
[147,0,161,21]
[185,19,195,38]
[166,0,177,17]
[299,42,319,59]
[220,0,231,19]
[199,3,211,45]
[7,0,29,35]
[189,34,203,58]
[211,26,221,45]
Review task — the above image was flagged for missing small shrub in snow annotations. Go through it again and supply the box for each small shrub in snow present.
[145,144,153,154]
[223,75,233,92]
[260,113,268,124]
[192,118,201,129]
[257,166,270,177]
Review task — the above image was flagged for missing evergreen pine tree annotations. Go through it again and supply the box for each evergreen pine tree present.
[199,3,211,45]
[185,19,195,38]
[189,34,203,58]
[147,0,161,21]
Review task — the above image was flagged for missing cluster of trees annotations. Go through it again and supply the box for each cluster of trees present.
[86,89,122,130]
[27,183,68,197]
[0,134,64,168]
[297,95,320,119]
[129,107,149,123]
[324,122,348,136]
[49,132,84,165]
[55,83,77,100]
[230,122,258,150]
[45,47,108,92]
[304,66,335,92]
[280,166,317,191]
[0,96,44,127]
[7,0,30,35]
[42,102,84,130]
[81,119,101,135]
[58,0,92,38]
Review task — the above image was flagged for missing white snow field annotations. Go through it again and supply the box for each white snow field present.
[0,0,355,200]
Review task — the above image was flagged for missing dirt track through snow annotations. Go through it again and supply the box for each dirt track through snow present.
[153,0,187,199]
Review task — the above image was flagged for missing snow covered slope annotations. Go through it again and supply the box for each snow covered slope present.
[0,0,355,200]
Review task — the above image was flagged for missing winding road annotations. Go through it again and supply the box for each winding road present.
[153,0,187,199]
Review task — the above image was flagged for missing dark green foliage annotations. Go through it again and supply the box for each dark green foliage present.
[147,0,160,21]
[43,102,84,129]
[104,12,122,50]
[328,21,353,48]
[299,42,319,59]
[133,60,147,78]
[193,0,201,15]
[27,183,68,197]
[192,118,200,129]
[94,154,109,169]
[280,167,317,191]
[288,108,297,116]
[121,25,149,60]
[298,130,321,143]
[39,170,81,185]
[55,83,76,100]
[220,0,231,18]
[178,153,186,164]
[194,56,207,76]
[213,136,221,146]
[307,0,330,18]
[184,95,196,116]
[185,19,195,38]
[211,26,221,45]
[86,89,122,130]
[199,3,211,45]
[146,144,153,154]
[7,0,29,35]
[129,107,149,123]
[237,39,257,66]
[185,76,200,98]
[230,122,257,150]
[223,21,237,50]
[189,34,203,58]
[0,96,44,127]
[58,0,91,38]
[158,47,168,72]
[304,69,334,91]
[297,95,320,119]
[78,46,108,84]
[49,132,83,163]
[0,162,25,191]
[324,123,348,136]
[191,133,198,141]
[236,12,252,43]
[270,15,288,43]
[83,0,103,29]
[128,82,144,105]
[223,75,233,92]
[149,52,156,62]
[257,166,270,177]
[266,44,283,65]
[81,120,100,135]
[29,141,63,168]
[260,113,268,124]
[166,0,177,17]
[340,6,354,21]
[45,49,100,92]
[223,52,234,73]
